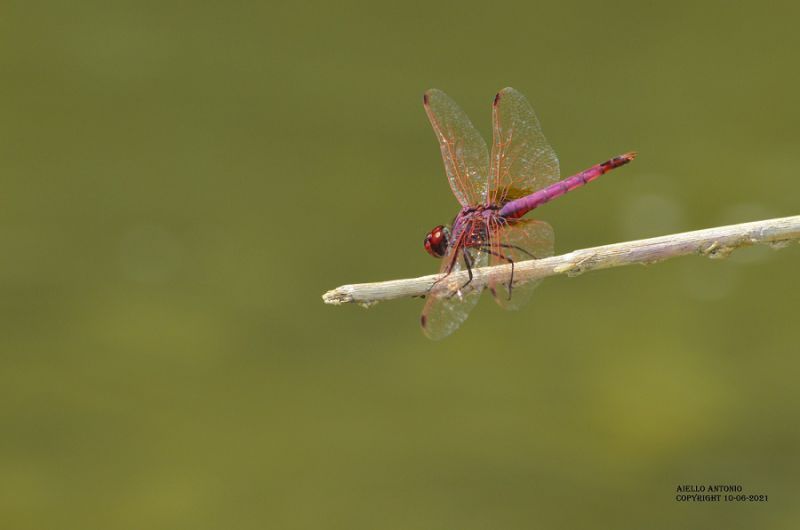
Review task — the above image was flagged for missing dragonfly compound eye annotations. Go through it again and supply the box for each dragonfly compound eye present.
[424,225,448,258]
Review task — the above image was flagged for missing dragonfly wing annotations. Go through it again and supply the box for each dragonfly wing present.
[487,218,554,310]
[420,246,487,340]
[489,87,560,204]
[423,89,490,207]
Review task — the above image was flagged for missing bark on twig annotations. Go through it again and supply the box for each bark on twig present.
[322,215,800,306]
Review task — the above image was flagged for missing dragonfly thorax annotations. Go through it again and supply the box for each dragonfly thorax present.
[423,225,450,258]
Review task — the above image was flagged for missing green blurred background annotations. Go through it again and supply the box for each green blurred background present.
[2,1,799,528]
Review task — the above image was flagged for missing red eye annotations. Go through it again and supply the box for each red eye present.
[423,225,448,258]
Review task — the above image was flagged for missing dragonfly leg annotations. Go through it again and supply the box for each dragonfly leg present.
[441,248,476,300]
[477,246,516,300]
[458,248,474,292]
[427,249,460,293]
[495,243,537,259]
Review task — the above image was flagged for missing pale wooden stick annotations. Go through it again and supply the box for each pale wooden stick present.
[322,215,800,306]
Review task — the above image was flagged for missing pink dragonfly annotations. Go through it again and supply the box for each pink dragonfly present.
[420,87,635,339]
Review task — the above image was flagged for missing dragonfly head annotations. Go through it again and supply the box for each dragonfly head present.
[424,225,450,258]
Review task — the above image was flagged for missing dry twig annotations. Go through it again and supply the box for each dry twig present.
[323,215,800,306]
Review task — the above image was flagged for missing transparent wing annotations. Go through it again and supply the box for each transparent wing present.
[423,89,490,207]
[420,244,487,340]
[487,218,554,310]
[489,87,560,205]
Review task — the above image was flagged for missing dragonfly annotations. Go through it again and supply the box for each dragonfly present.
[420,87,635,339]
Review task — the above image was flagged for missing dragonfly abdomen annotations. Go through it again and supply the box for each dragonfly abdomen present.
[498,152,636,219]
